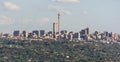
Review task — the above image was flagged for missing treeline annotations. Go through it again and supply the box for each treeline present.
[0,39,120,62]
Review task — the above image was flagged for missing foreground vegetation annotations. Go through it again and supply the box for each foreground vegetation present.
[0,39,120,62]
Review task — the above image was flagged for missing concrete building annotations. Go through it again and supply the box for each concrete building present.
[104,31,109,37]
[68,32,73,41]
[73,32,81,40]
[13,30,20,37]
[28,33,33,38]
[86,28,90,35]
[32,30,40,37]
[60,30,67,35]
[53,22,59,34]
[40,30,46,37]
[48,31,53,39]
[22,31,29,38]
[53,22,59,39]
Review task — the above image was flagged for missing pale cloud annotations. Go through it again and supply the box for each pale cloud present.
[37,17,50,24]
[48,5,64,11]
[83,10,88,15]
[62,10,72,15]
[15,17,49,24]
[48,5,72,15]
[3,2,21,11]
[51,0,80,3]
[0,15,14,25]
[16,18,33,24]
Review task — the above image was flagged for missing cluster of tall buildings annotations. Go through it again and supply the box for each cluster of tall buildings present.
[53,12,61,35]
[13,30,45,38]
[0,27,120,43]
[0,12,120,43]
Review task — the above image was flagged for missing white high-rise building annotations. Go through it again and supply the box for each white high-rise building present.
[53,22,59,34]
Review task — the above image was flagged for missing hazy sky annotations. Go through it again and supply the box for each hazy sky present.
[0,0,120,33]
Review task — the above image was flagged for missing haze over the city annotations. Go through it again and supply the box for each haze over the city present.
[0,0,120,33]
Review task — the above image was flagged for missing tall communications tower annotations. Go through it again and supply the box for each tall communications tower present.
[58,12,60,33]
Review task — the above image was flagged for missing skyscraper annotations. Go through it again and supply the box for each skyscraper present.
[22,30,29,38]
[32,30,40,37]
[13,30,20,37]
[53,22,59,39]
[86,28,89,35]
[40,30,46,37]
[53,22,59,34]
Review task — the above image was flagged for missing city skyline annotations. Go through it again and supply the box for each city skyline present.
[0,0,120,33]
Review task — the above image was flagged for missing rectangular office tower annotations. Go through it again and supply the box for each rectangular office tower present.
[13,30,20,37]
[53,22,59,34]
[22,31,29,38]
[32,30,40,37]
[40,30,45,37]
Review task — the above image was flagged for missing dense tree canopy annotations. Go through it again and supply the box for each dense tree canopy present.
[0,39,120,62]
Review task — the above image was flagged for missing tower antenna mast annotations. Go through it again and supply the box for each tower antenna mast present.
[58,11,60,33]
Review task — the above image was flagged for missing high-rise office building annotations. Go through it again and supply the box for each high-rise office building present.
[60,30,67,35]
[40,30,45,37]
[32,30,40,37]
[13,30,20,37]
[22,31,29,38]
[68,32,73,40]
[104,31,109,37]
[53,22,59,34]
[80,30,85,35]
[48,31,53,35]
[28,33,33,38]
[0,32,3,37]
[80,28,90,35]
[3,33,10,37]
[86,28,89,35]
[48,31,53,38]
[73,32,80,40]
